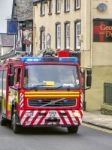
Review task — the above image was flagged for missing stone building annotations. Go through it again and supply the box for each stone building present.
[0,33,14,56]
[12,0,33,21]
[33,0,112,111]
[12,0,33,54]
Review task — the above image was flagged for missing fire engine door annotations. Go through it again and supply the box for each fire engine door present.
[8,67,22,119]
[1,70,7,115]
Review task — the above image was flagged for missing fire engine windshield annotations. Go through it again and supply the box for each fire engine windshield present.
[24,64,80,89]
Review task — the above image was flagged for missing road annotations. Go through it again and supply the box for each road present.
[0,124,111,150]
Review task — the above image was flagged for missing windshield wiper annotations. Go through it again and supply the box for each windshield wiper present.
[25,83,46,90]
[25,83,78,90]
[39,98,66,107]
[46,85,63,90]
[26,83,64,90]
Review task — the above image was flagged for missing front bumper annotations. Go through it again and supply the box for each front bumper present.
[18,110,83,127]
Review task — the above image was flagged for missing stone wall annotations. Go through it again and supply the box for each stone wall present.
[13,0,33,21]
[86,66,112,111]
[101,104,112,115]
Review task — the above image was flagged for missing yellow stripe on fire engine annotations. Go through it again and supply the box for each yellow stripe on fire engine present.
[25,91,80,94]
[25,91,80,98]
[25,95,79,97]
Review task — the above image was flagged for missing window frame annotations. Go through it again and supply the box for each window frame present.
[40,26,45,50]
[48,0,52,15]
[55,23,61,49]
[64,0,70,12]
[40,1,45,16]
[75,20,81,50]
[46,33,51,49]
[56,0,61,14]
[64,22,70,49]
[75,0,81,10]
[14,67,22,88]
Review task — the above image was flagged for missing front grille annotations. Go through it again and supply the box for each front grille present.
[28,98,76,107]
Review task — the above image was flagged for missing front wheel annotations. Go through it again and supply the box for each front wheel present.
[0,114,7,126]
[12,113,20,133]
[67,126,79,134]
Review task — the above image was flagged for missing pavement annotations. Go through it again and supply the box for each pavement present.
[83,111,112,130]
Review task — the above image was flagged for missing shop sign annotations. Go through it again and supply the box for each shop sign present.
[93,19,112,42]
[7,19,17,34]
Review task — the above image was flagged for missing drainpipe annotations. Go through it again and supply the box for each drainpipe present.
[90,0,92,68]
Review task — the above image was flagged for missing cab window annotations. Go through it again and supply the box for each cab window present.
[0,70,3,96]
[14,68,22,88]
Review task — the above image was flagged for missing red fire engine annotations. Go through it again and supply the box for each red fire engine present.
[0,50,91,133]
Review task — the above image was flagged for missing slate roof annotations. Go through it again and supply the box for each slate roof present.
[0,33,14,47]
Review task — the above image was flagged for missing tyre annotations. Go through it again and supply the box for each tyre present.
[67,126,79,134]
[12,113,20,133]
[0,114,7,126]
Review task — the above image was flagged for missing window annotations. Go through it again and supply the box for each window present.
[40,1,45,16]
[48,0,52,14]
[41,31,45,50]
[14,68,22,88]
[75,0,81,10]
[24,65,79,89]
[64,0,70,12]
[75,21,81,50]
[56,23,61,49]
[65,22,70,49]
[3,70,6,97]
[46,34,51,49]
[56,0,61,13]
[40,27,45,50]
[0,70,3,96]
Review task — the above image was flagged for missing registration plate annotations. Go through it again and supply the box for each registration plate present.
[48,111,57,118]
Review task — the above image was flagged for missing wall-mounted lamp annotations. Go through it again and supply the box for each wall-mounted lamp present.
[97,3,107,12]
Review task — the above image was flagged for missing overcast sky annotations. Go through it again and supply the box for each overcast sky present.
[0,0,13,33]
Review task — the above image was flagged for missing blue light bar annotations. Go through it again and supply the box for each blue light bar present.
[20,57,78,63]
[20,57,44,62]
[59,57,78,63]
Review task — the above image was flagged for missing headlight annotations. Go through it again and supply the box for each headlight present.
[24,111,33,117]
[72,110,81,118]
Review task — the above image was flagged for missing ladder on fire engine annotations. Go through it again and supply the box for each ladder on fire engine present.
[0,49,56,61]
[0,49,27,61]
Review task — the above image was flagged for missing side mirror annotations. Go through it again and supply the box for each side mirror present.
[81,68,92,90]
[86,69,92,87]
